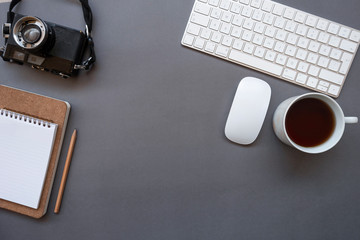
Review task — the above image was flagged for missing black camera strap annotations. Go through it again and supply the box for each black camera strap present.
[6,0,96,71]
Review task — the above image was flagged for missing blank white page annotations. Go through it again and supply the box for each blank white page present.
[0,109,57,209]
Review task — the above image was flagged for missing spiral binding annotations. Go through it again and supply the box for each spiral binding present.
[0,109,53,128]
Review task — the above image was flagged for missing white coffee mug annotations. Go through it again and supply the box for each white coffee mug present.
[273,93,358,154]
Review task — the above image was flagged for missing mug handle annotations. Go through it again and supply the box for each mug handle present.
[345,117,358,124]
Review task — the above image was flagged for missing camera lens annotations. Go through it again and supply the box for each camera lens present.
[21,24,41,44]
[12,16,50,51]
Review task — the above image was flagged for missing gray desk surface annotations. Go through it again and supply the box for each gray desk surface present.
[1,0,360,239]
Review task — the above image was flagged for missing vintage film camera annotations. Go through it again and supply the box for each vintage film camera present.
[1,0,95,78]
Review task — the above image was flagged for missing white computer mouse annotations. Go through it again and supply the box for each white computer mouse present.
[225,77,271,145]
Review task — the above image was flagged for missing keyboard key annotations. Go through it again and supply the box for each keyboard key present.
[296,73,307,84]
[219,0,231,10]
[252,9,263,21]
[297,37,309,48]
[220,23,231,34]
[283,8,295,20]
[307,53,318,64]
[194,2,211,15]
[232,15,244,26]
[216,45,230,57]
[233,40,244,50]
[274,17,286,28]
[328,84,340,96]
[208,0,220,6]
[318,56,329,68]
[187,23,201,35]
[319,45,331,56]
[308,41,320,52]
[276,54,287,65]
[200,28,211,39]
[329,49,341,60]
[272,4,284,16]
[296,49,307,60]
[231,27,242,38]
[211,32,222,42]
[263,13,274,25]
[275,30,287,41]
[296,25,308,36]
[263,38,275,49]
[243,19,255,30]
[339,39,357,53]
[264,27,276,37]
[297,37,310,48]
[317,32,330,43]
[339,52,353,74]
[242,30,254,41]
[243,43,255,54]
[222,35,233,46]
[286,58,298,69]
[254,22,266,33]
[229,50,283,75]
[253,34,264,45]
[308,65,320,76]
[274,42,286,52]
[221,12,233,23]
[183,34,195,45]
[211,8,222,19]
[328,23,339,34]
[221,11,233,23]
[306,77,318,88]
[209,19,221,30]
[307,29,319,40]
[194,38,205,49]
[250,0,262,8]
[262,1,273,12]
[328,36,341,47]
[319,81,329,87]
[316,19,329,30]
[285,45,296,56]
[305,15,318,27]
[286,33,299,44]
[294,12,306,23]
[297,61,309,72]
[319,69,344,85]
[265,50,276,61]
[339,27,351,38]
[328,60,340,72]
[205,41,216,52]
[350,30,360,42]
[285,21,297,32]
[283,68,296,80]
[242,6,253,17]
[191,13,210,27]
[230,3,242,14]
[316,85,327,93]
[254,47,266,58]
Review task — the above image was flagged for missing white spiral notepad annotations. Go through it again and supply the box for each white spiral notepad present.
[0,109,58,209]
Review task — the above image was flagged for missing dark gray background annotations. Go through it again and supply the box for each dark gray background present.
[1,0,360,239]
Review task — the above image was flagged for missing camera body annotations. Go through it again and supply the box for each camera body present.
[2,13,87,78]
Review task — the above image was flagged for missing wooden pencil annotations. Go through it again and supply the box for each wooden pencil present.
[54,129,77,214]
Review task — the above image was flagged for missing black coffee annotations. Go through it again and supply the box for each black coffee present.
[285,98,336,147]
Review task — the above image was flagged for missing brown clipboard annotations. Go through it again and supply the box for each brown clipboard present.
[0,85,70,218]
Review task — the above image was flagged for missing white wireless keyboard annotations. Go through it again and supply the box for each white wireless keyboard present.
[181,0,360,97]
